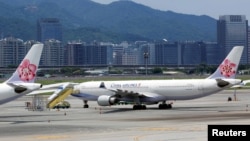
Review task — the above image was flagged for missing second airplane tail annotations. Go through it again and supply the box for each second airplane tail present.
[4,43,44,83]
[207,46,244,79]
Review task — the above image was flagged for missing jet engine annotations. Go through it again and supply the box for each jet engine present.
[97,95,119,106]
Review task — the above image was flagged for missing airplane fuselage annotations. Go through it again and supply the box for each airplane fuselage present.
[72,78,241,103]
[0,83,42,105]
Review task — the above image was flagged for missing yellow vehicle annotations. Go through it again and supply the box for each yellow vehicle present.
[53,101,70,109]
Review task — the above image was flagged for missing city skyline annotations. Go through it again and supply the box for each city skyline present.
[1,12,250,68]
[92,0,250,20]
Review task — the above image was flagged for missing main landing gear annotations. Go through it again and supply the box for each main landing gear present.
[158,101,172,109]
[133,104,147,110]
[132,96,147,110]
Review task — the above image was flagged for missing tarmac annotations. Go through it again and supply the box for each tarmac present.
[0,89,250,141]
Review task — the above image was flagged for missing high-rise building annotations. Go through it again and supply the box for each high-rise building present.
[122,47,138,65]
[181,41,206,65]
[248,26,250,63]
[86,42,108,65]
[205,42,222,65]
[217,15,248,64]
[65,41,108,66]
[0,37,26,67]
[112,44,125,65]
[65,41,86,66]
[154,42,181,65]
[137,43,155,65]
[37,18,62,43]
[42,39,64,66]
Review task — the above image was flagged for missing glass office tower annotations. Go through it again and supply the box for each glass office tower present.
[217,15,248,64]
[37,18,62,43]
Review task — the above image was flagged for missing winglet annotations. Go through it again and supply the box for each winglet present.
[207,46,244,79]
[5,43,44,83]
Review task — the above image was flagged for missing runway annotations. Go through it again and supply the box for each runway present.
[0,89,250,141]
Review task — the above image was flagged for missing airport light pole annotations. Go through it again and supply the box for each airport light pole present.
[144,52,149,75]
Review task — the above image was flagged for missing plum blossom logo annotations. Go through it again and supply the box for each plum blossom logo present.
[219,59,236,78]
[18,59,37,82]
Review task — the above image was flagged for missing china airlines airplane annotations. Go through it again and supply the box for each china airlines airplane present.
[0,43,43,105]
[70,46,244,110]
[42,46,244,110]
[69,46,245,110]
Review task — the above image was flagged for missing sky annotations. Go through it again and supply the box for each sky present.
[91,0,250,20]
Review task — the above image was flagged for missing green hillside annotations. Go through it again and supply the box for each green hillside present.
[0,0,216,43]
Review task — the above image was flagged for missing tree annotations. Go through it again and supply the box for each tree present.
[152,67,162,74]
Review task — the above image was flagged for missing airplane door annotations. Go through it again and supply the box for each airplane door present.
[99,82,105,88]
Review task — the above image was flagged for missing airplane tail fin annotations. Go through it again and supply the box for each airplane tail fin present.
[5,43,44,83]
[207,46,244,79]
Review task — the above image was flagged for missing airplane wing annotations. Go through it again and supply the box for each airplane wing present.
[107,88,161,100]
[6,82,42,93]
[27,89,58,95]
[109,88,140,97]
[95,88,163,107]
[230,79,250,89]
[242,79,250,85]
[27,82,79,95]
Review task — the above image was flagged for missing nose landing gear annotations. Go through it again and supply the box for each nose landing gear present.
[83,100,89,108]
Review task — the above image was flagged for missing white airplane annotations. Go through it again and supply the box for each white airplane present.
[0,43,44,105]
[68,46,244,110]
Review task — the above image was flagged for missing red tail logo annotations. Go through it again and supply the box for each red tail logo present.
[219,59,236,78]
[18,59,37,82]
